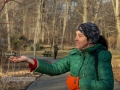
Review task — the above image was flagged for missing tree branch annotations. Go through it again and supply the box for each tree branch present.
[66,0,83,17]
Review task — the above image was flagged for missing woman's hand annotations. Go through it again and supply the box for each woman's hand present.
[9,56,29,63]
[9,55,34,65]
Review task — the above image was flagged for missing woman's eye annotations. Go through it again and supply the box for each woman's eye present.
[78,35,82,37]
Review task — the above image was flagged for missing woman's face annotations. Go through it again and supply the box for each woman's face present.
[74,30,90,50]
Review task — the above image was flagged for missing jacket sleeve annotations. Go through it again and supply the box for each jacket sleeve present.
[33,55,71,76]
[80,50,114,90]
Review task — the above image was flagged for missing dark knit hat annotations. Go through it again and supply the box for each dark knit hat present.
[76,22,100,44]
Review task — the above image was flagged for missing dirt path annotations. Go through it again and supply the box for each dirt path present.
[26,73,68,90]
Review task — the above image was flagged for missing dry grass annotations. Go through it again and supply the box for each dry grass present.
[0,59,45,90]
[111,50,120,82]
[112,60,120,82]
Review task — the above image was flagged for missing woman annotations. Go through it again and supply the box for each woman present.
[9,22,114,90]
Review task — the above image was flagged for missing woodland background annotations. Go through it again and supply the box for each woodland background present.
[0,0,120,52]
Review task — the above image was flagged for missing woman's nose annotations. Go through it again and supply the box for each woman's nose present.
[74,36,78,41]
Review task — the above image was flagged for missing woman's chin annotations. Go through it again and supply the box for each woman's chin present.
[75,46,81,49]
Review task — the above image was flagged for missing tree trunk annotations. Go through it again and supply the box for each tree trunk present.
[112,0,120,49]
[83,0,88,23]
[116,0,120,49]
[22,7,26,35]
[93,0,102,23]
[33,1,42,58]
[41,0,45,43]
[61,1,69,50]
[52,0,57,46]
[5,4,11,51]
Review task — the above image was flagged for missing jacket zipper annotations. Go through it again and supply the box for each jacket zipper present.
[78,52,85,76]
[83,55,91,77]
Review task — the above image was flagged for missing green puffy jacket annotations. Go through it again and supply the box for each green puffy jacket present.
[34,44,114,90]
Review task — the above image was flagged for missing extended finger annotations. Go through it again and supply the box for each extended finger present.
[9,57,18,62]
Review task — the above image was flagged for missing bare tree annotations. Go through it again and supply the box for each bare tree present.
[61,0,70,50]
[33,1,42,58]
[83,0,88,22]
[112,0,120,49]
[52,0,57,46]
[41,0,45,43]
[0,0,118,50]
[5,4,11,51]
[22,5,27,35]
[93,0,102,23]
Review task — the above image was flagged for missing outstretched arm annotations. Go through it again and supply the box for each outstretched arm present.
[32,56,71,76]
[9,55,71,76]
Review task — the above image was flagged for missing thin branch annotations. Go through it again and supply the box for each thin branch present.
[112,0,116,15]
[66,0,83,17]
[12,1,23,5]
[0,1,5,13]
[7,0,24,5]
[93,0,102,23]
[94,12,114,21]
